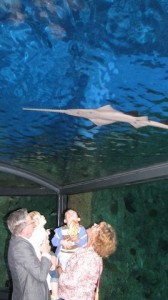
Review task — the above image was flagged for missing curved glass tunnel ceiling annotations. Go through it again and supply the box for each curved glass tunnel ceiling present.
[0,173,39,188]
[0,1,168,188]
[0,171,58,195]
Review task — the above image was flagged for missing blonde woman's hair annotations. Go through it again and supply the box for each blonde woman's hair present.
[29,211,41,227]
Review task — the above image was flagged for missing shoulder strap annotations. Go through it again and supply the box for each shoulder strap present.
[94,262,102,300]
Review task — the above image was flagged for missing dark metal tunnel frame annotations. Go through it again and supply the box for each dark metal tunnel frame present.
[0,163,66,227]
[1,161,168,222]
[60,161,168,194]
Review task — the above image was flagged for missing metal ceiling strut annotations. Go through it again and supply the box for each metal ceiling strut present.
[0,163,64,227]
[60,162,168,195]
[0,162,168,196]
[0,163,60,195]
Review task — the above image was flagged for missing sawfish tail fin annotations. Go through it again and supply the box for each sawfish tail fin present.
[147,120,168,130]
[131,117,168,130]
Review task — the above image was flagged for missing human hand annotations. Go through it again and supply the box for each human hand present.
[61,239,74,249]
[50,255,58,270]
[40,237,51,254]
[70,235,79,243]
[57,264,63,275]
[46,229,51,236]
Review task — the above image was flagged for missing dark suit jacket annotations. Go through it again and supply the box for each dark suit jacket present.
[8,235,51,300]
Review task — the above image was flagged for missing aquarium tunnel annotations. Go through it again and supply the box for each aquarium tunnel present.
[0,1,168,299]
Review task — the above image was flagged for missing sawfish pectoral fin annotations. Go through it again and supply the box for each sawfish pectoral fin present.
[129,122,147,128]
[89,118,117,126]
[129,116,149,128]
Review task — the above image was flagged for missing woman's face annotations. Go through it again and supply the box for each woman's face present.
[87,223,100,242]
[40,215,46,226]
[24,216,35,238]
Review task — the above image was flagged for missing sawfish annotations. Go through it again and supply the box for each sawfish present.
[22,105,168,129]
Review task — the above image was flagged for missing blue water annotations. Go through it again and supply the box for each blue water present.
[0,0,168,184]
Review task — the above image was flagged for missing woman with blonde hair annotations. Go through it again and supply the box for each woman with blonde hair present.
[58,221,117,300]
[29,211,59,300]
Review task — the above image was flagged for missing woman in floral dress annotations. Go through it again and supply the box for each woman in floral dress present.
[57,221,117,300]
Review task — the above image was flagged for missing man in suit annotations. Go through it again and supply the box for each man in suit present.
[7,208,52,300]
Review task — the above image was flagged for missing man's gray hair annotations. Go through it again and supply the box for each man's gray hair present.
[7,208,28,235]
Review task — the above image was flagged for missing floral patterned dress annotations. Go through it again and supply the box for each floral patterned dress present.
[58,246,103,300]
